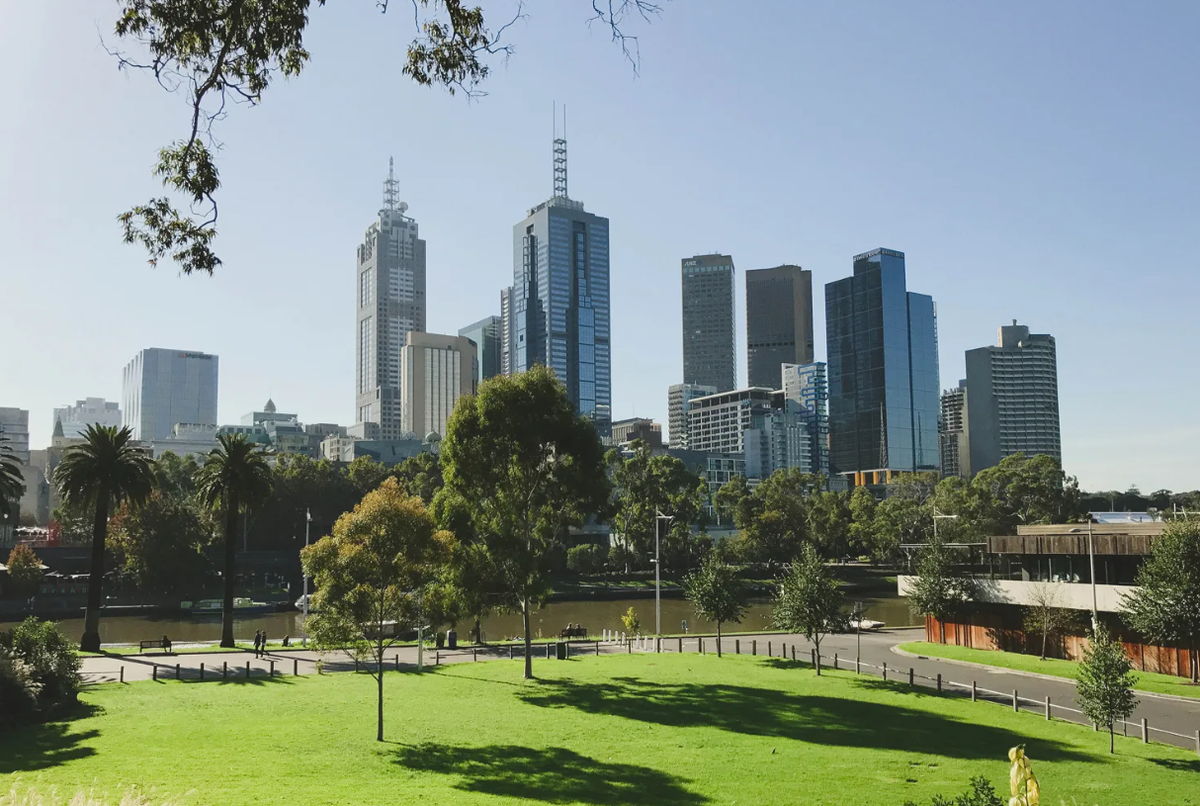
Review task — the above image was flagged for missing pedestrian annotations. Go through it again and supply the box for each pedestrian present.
[253,630,262,658]
[261,631,268,657]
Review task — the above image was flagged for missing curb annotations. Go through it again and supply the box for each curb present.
[888,644,1200,706]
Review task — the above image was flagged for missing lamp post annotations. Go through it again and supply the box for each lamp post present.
[654,511,673,636]
[932,509,959,541]
[302,508,311,647]
[1069,524,1099,629]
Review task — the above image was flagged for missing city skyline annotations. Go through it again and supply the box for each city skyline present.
[5,2,1200,490]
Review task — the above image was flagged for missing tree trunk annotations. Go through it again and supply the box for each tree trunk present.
[1041,628,1048,660]
[716,621,722,658]
[220,495,240,648]
[815,636,822,675]
[522,600,533,680]
[79,496,109,653]
[474,614,482,645]
[939,618,945,645]
[376,650,385,742]
[1109,724,1114,754]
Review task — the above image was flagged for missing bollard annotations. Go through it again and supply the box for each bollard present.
[152,665,157,682]
[596,641,600,656]
[246,661,251,678]
[223,662,228,679]
[200,663,205,681]
[436,651,440,666]
[473,647,478,662]
[1142,718,1148,744]
[971,681,976,701]
[175,663,181,680]
[700,638,704,654]
[768,641,772,657]
[1045,696,1050,720]
[882,661,887,681]
[856,656,860,674]
[657,637,662,653]
[678,637,683,653]
[548,644,553,659]
[627,640,632,654]
[395,655,400,671]
[1194,729,1199,756]
[1013,690,1019,712]
[937,673,942,692]
[782,642,787,659]
[509,645,514,660]
[908,667,913,686]
[270,660,275,677]
[294,658,299,676]
[753,639,757,656]
[120,666,125,684]
[355,658,360,672]
[1093,722,1098,732]
[834,653,838,670]
[736,639,740,655]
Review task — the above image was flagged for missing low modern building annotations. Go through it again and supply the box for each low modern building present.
[610,417,663,447]
[53,398,122,438]
[400,332,478,439]
[667,383,716,449]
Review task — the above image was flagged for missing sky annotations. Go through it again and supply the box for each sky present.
[2,1,1198,492]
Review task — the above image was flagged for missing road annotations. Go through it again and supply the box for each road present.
[80,628,1200,752]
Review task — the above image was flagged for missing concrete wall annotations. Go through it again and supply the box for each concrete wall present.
[897,575,1132,614]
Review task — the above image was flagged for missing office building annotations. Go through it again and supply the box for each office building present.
[0,408,30,464]
[667,383,716,448]
[121,348,219,441]
[508,126,611,436]
[499,288,513,376]
[746,265,813,388]
[939,381,969,479]
[686,387,812,479]
[400,332,478,439]
[459,315,503,385]
[681,254,736,392]
[0,408,32,536]
[355,158,427,440]
[53,398,122,438]
[964,321,1061,473]
[825,248,939,486]
[241,398,297,427]
[610,417,663,448]
[782,362,830,479]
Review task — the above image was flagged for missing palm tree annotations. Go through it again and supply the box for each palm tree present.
[196,434,273,648]
[0,435,25,535]
[53,425,155,652]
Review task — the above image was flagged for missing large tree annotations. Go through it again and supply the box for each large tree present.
[773,543,846,674]
[806,489,853,560]
[109,491,214,598]
[303,478,451,741]
[1077,626,1138,754]
[109,0,663,276]
[971,453,1080,533]
[733,469,820,571]
[907,534,974,644]
[53,425,155,652]
[439,366,609,679]
[682,555,747,656]
[394,451,444,505]
[608,441,706,573]
[1122,519,1200,682]
[196,434,274,648]
[5,544,44,598]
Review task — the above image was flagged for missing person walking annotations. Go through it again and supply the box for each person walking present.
[253,630,262,658]
[261,631,268,657]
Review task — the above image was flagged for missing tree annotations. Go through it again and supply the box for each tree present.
[1122,519,1200,682]
[683,555,747,656]
[151,450,201,502]
[608,441,706,573]
[870,472,937,562]
[1022,582,1076,660]
[109,492,213,597]
[393,452,443,505]
[847,485,877,559]
[734,469,819,570]
[566,543,605,575]
[621,606,641,637]
[806,490,853,560]
[971,453,1080,533]
[907,534,973,644]
[5,544,43,597]
[110,0,663,275]
[772,544,846,674]
[431,487,503,644]
[0,435,24,523]
[53,425,155,652]
[439,366,610,679]
[302,478,450,741]
[1076,626,1138,753]
[195,434,274,648]
[714,474,751,528]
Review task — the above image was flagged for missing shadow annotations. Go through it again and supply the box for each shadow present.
[1149,757,1200,773]
[516,674,1090,763]
[391,743,707,805]
[0,704,102,774]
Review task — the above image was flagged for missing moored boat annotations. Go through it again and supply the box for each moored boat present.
[181,597,274,617]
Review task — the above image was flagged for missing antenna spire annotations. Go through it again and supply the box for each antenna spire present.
[383,156,399,212]
[553,103,568,199]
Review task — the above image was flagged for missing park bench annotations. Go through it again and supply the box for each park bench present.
[139,639,172,654]
[558,626,588,639]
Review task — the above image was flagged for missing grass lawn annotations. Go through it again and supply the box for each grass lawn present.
[898,641,1200,700]
[3,655,1198,806]
[77,641,306,657]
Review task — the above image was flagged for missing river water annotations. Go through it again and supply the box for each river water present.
[39,594,914,645]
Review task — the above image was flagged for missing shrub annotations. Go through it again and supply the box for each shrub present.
[0,618,81,721]
[566,544,605,575]
[902,775,1003,806]
[621,606,641,636]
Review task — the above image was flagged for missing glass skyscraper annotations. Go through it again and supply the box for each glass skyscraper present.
[121,348,219,441]
[825,248,939,485]
[509,135,611,437]
[459,315,502,385]
[681,254,736,392]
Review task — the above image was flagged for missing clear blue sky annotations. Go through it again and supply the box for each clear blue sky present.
[3,1,1197,492]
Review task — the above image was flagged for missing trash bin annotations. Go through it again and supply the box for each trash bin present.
[556,641,568,660]
[435,632,445,649]
[447,630,458,650]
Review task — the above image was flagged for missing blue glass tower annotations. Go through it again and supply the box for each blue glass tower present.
[509,131,611,436]
[825,248,939,485]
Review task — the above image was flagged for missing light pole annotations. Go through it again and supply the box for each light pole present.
[854,601,863,661]
[654,511,673,636]
[302,508,311,647]
[932,509,959,541]
[1069,523,1099,629]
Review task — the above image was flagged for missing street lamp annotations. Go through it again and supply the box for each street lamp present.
[932,509,959,541]
[302,508,311,647]
[654,511,673,636]
[1069,524,1099,630]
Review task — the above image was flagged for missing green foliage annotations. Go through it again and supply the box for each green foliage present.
[1076,626,1138,753]
[621,606,641,637]
[608,441,707,573]
[683,556,747,653]
[1021,583,1079,660]
[393,451,444,504]
[902,776,1004,806]
[907,534,974,640]
[566,543,606,575]
[772,543,845,671]
[0,618,81,724]
[5,543,43,595]
[431,487,503,641]
[109,491,213,597]
[151,450,201,502]
[0,434,24,518]
[1122,518,1200,682]
[730,469,821,569]
[970,453,1080,533]
[847,485,877,557]
[805,490,853,559]
[439,366,610,678]
[713,474,750,527]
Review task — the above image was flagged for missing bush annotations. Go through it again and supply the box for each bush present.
[902,776,1003,806]
[566,544,605,575]
[0,618,81,723]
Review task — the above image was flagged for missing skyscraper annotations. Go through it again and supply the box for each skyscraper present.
[746,265,814,389]
[825,248,939,486]
[782,362,830,479]
[400,332,478,439]
[667,382,716,448]
[939,381,969,479]
[509,123,611,436]
[121,348,219,441]
[681,254,736,392]
[459,315,502,385]
[354,159,427,440]
[964,321,1061,473]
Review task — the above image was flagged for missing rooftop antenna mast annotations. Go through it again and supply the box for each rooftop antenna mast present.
[383,156,400,212]
[553,102,568,199]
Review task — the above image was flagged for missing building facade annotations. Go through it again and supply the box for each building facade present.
[52,398,122,438]
[355,160,427,441]
[746,265,814,389]
[825,248,939,486]
[939,381,969,479]
[782,362,830,479]
[508,135,611,437]
[964,321,1061,474]
[459,315,502,385]
[121,348,219,441]
[681,254,736,392]
[0,408,32,535]
[667,383,716,448]
[686,387,812,479]
[610,417,663,447]
[400,332,478,439]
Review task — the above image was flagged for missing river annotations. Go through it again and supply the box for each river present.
[38,594,915,645]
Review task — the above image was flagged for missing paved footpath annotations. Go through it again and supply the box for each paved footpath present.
[81,627,1200,752]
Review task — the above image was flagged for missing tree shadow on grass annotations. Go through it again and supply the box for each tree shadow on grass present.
[517,675,1091,763]
[0,704,102,774]
[1149,757,1200,773]
[391,743,708,805]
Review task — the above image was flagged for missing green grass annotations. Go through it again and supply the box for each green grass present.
[77,641,306,657]
[4,655,1198,805]
[899,642,1200,700]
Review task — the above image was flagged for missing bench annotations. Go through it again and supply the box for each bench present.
[139,639,172,653]
[558,626,588,639]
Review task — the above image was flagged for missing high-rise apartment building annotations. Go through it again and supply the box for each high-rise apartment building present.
[746,265,813,389]
[400,332,478,439]
[964,321,1061,473]
[121,349,219,441]
[939,381,969,479]
[459,316,502,385]
[782,362,830,479]
[686,387,811,479]
[667,383,716,448]
[355,159,427,440]
[509,130,611,436]
[681,254,736,392]
[499,288,513,376]
[53,398,122,438]
[826,248,939,486]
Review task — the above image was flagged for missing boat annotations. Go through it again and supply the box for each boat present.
[849,619,884,631]
[181,597,275,617]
